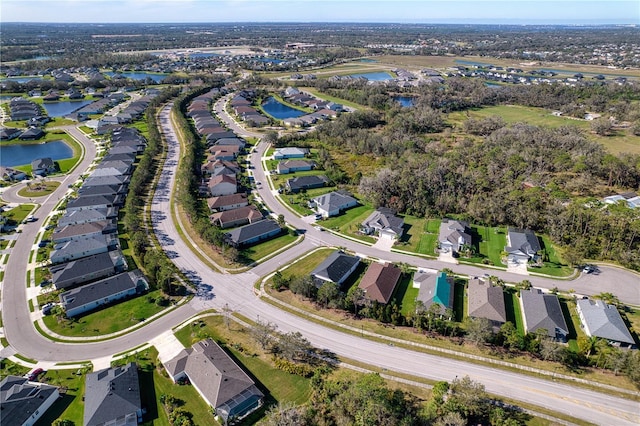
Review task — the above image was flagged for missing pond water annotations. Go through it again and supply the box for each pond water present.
[261,97,305,119]
[0,140,73,167]
[394,96,414,107]
[190,52,220,59]
[104,72,168,82]
[359,58,378,63]
[42,100,93,117]
[348,72,393,81]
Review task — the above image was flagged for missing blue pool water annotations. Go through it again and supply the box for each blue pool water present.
[0,140,73,167]
[261,97,305,119]
[394,96,414,107]
[42,100,93,117]
[348,72,393,81]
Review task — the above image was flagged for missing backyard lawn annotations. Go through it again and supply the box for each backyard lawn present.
[396,217,440,256]
[464,225,507,267]
[42,290,169,337]
[319,204,376,244]
[530,235,573,277]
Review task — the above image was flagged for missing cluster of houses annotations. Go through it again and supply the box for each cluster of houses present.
[92,91,160,135]
[311,250,636,347]
[229,93,270,127]
[75,92,128,122]
[0,98,47,141]
[49,126,150,318]
[0,335,265,426]
[280,87,343,127]
[188,92,283,249]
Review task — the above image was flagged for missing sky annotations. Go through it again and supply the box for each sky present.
[1,0,638,24]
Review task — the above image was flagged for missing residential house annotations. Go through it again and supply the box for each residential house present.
[358,262,402,304]
[30,157,56,176]
[505,228,542,264]
[65,194,123,212]
[0,376,59,426]
[83,174,130,188]
[215,138,247,149]
[309,191,358,218]
[276,159,315,174]
[211,205,263,229]
[50,250,127,290]
[206,131,238,145]
[164,339,264,425]
[57,208,118,227]
[19,127,45,140]
[59,270,149,317]
[207,193,249,212]
[78,184,128,197]
[361,207,404,241]
[467,277,507,329]
[84,363,142,426]
[286,175,329,193]
[519,288,569,342]
[0,166,27,181]
[52,220,116,244]
[273,147,309,160]
[415,271,454,315]
[0,127,22,141]
[208,174,238,197]
[438,219,472,255]
[224,219,282,248]
[310,251,360,288]
[49,234,119,265]
[576,299,635,348]
[603,192,640,210]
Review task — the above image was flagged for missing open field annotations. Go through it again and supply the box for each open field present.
[396,216,440,256]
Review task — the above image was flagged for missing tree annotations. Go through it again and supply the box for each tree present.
[317,281,340,308]
[500,321,525,351]
[262,130,279,146]
[444,376,490,421]
[272,270,290,291]
[275,331,312,362]
[250,320,277,350]
[52,420,75,426]
[289,276,317,300]
[539,338,564,362]
[465,317,493,346]
[434,412,466,426]
[277,213,286,227]
[261,402,306,426]
[591,117,613,136]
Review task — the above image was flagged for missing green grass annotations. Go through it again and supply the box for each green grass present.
[396,217,440,255]
[0,240,9,250]
[529,235,573,277]
[320,203,373,234]
[17,181,61,197]
[505,291,525,334]
[2,203,35,225]
[464,225,507,267]
[397,274,419,316]
[267,247,334,285]
[0,358,30,379]
[33,368,86,426]
[240,232,298,263]
[448,104,640,155]
[42,290,167,337]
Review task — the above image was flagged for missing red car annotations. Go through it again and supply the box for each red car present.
[27,368,44,381]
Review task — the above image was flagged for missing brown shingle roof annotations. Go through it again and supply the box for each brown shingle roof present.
[358,263,401,304]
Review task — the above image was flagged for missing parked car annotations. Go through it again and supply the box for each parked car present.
[26,368,44,381]
[583,265,596,274]
[42,302,54,314]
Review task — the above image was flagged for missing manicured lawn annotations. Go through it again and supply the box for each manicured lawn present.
[267,247,334,285]
[464,225,507,267]
[33,368,87,426]
[505,290,525,334]
[530,235,573,277]
[396,217,440,256]
[320,204,373,234]
[396,274,419,316]
[279,187,335,216]
[0,240,9,250]
[42,290,168,337]
[2,203,35,225]
[17,181,60,197]
[560,297,585,352]
[453,280,466,322]
[240,231,298,263]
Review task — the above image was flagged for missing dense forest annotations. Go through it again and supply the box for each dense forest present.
[281,79,640,270]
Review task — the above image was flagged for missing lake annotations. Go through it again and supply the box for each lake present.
[42,100,93,117]
[104,72,168,83]
[262,97,305,119]
[0,76,43,83]
[190,52,220,59]
[349,72,393,81]
[0,140,73,167]
[394,96,414,107]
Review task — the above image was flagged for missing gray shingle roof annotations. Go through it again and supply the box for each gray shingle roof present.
[576,299,635,345]
[506,228,541,257]
[164,339,263,423]
[311,191,357,214]
[520,288,568,340]
[0,376,59,426]
[311,251,360,286]
[286,175,328,192]
[84,363,141,426]
[467,278,507,324]
[361,207,404,237]
[49,250,124,289]
[224,220,281,246]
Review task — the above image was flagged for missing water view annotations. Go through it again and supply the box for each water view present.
[262,97,305,119]
[105,72,168,82]
[0,140,73,167]
[394,96,414,107]
[348,72,393,81]
[42,100,93,117]
[0,76,43,83]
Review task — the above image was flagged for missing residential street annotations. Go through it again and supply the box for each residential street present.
[0,102,637,426]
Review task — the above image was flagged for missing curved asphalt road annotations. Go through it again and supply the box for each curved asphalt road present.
[0,104,637,425]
